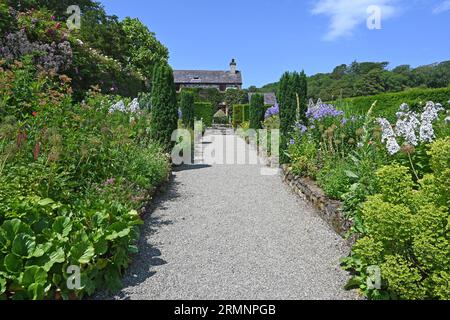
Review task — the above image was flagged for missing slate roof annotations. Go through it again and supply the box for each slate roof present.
[173,70,242,85]
[248,92,278,106]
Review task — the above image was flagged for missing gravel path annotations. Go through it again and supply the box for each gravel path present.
[106,129,358,300]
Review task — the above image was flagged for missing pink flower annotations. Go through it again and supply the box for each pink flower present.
[103,178,116,186]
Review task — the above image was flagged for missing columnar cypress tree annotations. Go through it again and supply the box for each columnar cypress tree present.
[279,72,296,164]
[180,90,195,129]
[298,70,308,124]
[249,93,265,129]
[278,71,309,163]
[150,62,178,150]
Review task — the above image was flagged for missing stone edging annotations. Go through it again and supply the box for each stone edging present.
[281,165,355,242]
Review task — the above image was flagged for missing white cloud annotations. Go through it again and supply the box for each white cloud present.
[311,0,399,41]
[432,1,450,14]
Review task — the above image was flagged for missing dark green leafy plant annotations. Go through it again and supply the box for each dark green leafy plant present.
[249,93,264,129]
[180,90,195,129]
[150,62,178,150]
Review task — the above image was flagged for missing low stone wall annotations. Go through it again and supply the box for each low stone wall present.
[281,165,354,242]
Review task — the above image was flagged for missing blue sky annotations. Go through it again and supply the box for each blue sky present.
[98,0,450,88]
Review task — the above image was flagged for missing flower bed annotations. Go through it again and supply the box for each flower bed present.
[287,98,450,300]
[0,57,170,300]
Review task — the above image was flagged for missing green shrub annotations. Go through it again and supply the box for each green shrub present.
[69,44,147,100]
[213,109,228,125]
[232,104,249,128]
[288,135,318,178]
[249,93,265,129]
[0,2,13,36]
[150,62,178,150]
[344,140,450,299]
[279,71,307,164]
[194,102,214,127]
[335,87,450,120]
[317,160,352,200]
[180,90,195,129]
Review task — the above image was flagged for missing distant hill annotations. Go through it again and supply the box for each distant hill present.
[252,61,450,101]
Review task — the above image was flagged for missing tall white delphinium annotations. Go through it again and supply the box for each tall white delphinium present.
[109,100,126,113]
[378,118,401,155]
[419,102,444,143]
[395,103,420,146]
[127,98,140,114]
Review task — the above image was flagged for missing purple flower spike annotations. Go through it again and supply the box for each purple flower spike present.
[306,103,344,121]
[265,103,280,119]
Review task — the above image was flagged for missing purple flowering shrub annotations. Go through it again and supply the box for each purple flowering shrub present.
[0,29,73,73]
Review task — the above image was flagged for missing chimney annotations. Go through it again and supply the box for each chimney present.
[230,58,237,74]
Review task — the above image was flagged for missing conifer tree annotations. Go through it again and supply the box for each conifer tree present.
[279,72,296,164]
[249,93,265,129]
[150,62,178,150]
[180,90,195,129]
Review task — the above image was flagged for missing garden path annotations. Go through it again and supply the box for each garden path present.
[107,128,358,300]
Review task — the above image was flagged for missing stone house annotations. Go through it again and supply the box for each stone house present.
[174,59,243,93]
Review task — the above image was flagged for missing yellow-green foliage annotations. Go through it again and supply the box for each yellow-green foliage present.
[381,255,427,300]
[350,138,450,300]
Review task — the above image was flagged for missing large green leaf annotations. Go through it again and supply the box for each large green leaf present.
[21,266,48,287]
[52,217,72,237]
[32,242,52,258]
[104,266,122,293]
[92,211,109,228]
[37,198,54,207]
[0,277,6,295]
[27,283,45,300]
[70,242,95,264]
[4,254,23,274]
[43,247,66,272]
[94,238,108,256]
[106,222,131,241]
[12,234,36,258]
[1,219,32,241]
[0,228,9,251]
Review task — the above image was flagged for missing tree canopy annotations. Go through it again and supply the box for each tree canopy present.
[256,60,450,101]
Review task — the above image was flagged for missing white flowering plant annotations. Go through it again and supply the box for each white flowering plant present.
[377,101,448,180]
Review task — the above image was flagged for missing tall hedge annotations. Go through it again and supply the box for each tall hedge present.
[194,102,214,127]
[279,71,308,164]
[298,71,308,123]
[180,90,195,129]
[150,62,178,150]
[249,93,265,129]
[232,104,250,128]
[334,86,450,120]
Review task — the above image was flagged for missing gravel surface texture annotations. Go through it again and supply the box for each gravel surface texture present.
[101,129,359,300]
